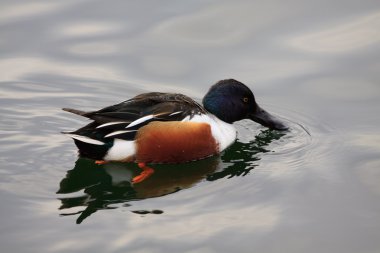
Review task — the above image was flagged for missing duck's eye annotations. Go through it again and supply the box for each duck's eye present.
[243,97,249,103]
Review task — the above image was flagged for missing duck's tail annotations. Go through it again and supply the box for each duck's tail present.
[62,108,88,117]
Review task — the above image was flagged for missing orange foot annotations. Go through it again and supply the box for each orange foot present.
[132,162,154,184]
[95,160,108,165]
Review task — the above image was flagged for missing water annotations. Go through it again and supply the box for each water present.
[1,0,380,252]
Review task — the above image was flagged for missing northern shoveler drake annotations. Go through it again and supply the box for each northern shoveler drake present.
[63,79,287,183]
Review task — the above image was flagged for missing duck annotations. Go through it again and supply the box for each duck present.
[63,79,287,183]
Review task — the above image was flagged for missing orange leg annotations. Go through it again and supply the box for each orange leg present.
[95,160,108,165]
[132,162,154,184]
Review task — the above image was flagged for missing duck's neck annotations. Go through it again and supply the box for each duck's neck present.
[202,101,234,124]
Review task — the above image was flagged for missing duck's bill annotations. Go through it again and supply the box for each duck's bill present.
[249,106,288,131]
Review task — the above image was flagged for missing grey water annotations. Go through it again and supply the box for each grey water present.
[1,0,380,252]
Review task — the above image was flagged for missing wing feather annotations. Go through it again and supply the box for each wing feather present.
[63,92,205,142]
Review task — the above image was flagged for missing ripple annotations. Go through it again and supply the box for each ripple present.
[0,1,74,24]
[240,104,341,178]
[270,116,312,157]
[66,42,121,56]
[288,11,380,53]
[57,21,124,38]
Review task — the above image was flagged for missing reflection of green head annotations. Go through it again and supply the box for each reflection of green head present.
[208,129,286,181]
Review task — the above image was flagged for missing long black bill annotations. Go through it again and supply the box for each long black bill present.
[249,105,288,131]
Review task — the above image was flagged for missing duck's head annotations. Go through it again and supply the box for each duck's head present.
[202,79,288,130]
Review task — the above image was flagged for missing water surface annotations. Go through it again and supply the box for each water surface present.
[1,0,380,252]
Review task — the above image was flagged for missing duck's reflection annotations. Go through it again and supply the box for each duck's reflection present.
[209,129,285,180]
[57,129,285,224]
[58,156,220,224]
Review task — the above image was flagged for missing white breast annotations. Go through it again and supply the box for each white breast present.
[183,114,237,152]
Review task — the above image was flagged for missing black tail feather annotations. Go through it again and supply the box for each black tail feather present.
[62,108,88,117]
[73,139,109,160]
